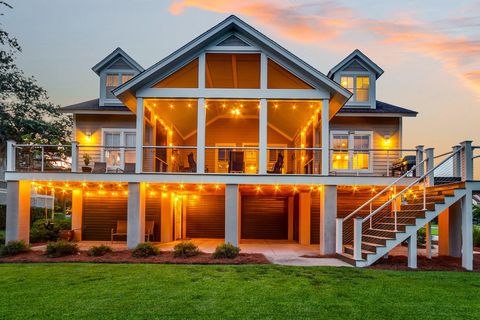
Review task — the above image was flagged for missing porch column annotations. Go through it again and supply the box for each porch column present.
[298,192,311,245]
[415,145,424,177]
[461,189,473,271]
[71,189,83,241]
[407,232,417,269]
[438,203,462,257]
[225,184,239,246]
[319,185,337,255]
[258,98,268,174]
[425,147,434,186]
[127,182,146,249]
[160,192,173,242]
[71,141,78,173]
[135,97,144,173]
[196,98,206,174]
[460,141,473,181]
[321,99,330,175]
[5,181,31,244]
[6,140,15,172]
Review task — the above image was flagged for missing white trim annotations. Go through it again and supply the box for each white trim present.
[330,130,373,173]
[328,49,384,79]
[336,113,415,118]
[136,88,328,99]
[100,128,136,171]
[92,47,143,75]
[337,72,375,109]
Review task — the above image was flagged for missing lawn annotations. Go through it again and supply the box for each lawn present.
[0,264,479,319]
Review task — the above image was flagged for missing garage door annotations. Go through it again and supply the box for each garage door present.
[241,196,288,240]
[186,195,225,238]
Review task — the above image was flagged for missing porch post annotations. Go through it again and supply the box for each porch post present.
[425,147,434,186]
[407,232,417,269]
[196,98,206,174]
[6,140,15,172]
[71,189,83,241]
[5,181,31,244]
[461,189,473,271]
[259,98,268,174]
[298,192,311,245]
[71,141,78,173]
[415,145,424,177]
[225,184,239,246]
[135,97,144,173]
[321,99,330,175]
[319,185,336,255]
[460,141,473,181]
[127,182,146,249]
[425,222,432,259]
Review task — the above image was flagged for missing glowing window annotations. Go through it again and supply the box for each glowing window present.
[340,75,370,102]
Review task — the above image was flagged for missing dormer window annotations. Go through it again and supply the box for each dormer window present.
[105,73,134,99]
[340,75,370,102]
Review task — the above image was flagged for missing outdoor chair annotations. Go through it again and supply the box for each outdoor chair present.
[116,162,135,173]
[229,151,244,173]
[92,162,107,173]
[267,153,284,174]
[111,220,127,243]
[187,152,197,172]
[145,220,155,242]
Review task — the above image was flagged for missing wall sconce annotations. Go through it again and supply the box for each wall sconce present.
[383,135,391,147]
[85,131,92,143]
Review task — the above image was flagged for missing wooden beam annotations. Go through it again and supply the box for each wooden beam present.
[232,54,238,88]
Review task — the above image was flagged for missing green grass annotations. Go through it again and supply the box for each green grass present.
[0,264,479,319]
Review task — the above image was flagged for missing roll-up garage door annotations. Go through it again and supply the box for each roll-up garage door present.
[186,195,225,238]
[310,192,320,244]
[241,196,288,240]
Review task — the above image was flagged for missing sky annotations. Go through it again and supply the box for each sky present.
[2,0,480,152]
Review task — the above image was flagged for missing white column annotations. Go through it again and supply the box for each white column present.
[321,99,330,175]
[320,185,336,255]
[198,53,206,89]
[353,217,363,261]
[461,190,473,271]
[259,98,268,174]
[6,140,15,172]
[298,192,311,245]
[71,141,78,173]
[127,182,146,249]
[225,184,239,246]
[135,98,144,173]
[460,141,473,181]
[196,98,206,174]
[260,53,268,89]
[425,147,434,186]
[415,145,424,177]
[5,181,31,244]
[407,232,417,269]
[71,189,83,241]
[425,222,432,259]
[336,218,343,254]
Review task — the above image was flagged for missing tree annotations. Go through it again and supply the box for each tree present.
[0,1,72,170]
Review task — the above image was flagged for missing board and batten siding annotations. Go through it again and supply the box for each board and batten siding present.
[330,116,402,176]
[75,114,136,170]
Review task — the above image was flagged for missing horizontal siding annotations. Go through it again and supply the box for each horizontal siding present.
[310,192,320,244]
[186,195,225,238]
[241,196,288,240]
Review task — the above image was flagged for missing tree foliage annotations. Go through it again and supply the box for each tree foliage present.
[0,1,71,165]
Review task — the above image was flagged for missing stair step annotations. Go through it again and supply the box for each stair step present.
[401,203,436,211]
[335,253,356,266]
[363,228,398,238]
[362,234,393,245]
[381,216,417,224]
[374,222,408,231]
[362,241,384,252]
[344,244,374,259]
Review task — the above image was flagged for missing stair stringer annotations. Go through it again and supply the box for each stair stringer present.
[355,188,466,267]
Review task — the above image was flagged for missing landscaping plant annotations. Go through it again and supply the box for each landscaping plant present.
[474,227,480,247]
[30,218,71,243]
[46,240,78,258]
[213,242,241,259]
[173,241,200,258]
[0,240,29,257]
[87,244,112,257]
[131,242,159,258]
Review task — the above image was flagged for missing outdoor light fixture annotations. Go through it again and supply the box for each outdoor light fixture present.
[383,135,391,147]
[85,131,92,143]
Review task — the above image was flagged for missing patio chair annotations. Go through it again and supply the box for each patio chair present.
[92,162,107,173]
[111,220,127,243]
[145,220,155,242]
[229,151,244,173]
[267,153,284,174]
[187,152,197,172]
[116,162,135,173]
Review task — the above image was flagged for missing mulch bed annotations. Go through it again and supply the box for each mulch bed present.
[369,253,480,272]
[0,250,270,265]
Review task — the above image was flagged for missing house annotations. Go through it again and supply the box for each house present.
[3,16,478,269]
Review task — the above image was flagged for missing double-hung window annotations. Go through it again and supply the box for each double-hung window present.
[105,73,134,99]
[340,75,370,103]
[102,129,136,170]
[331,131,372,172]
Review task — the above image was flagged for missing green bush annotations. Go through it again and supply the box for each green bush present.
[417,228,426,246]
[87,245,112,257]
[30,219,71,243]
[213,243,241,259]
[46,240,79,258]
[131,242,159,258]
[0,231,5,246]
[474,227,480,247]
[174,241,200,258]
[0,204,5,230]
[0,240,29,257]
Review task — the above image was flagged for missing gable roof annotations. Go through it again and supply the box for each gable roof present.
[61,99,131,114]
[337,100,417,117]
[92,47,144,75]
[328,49,384,79]
[112,15,352,100]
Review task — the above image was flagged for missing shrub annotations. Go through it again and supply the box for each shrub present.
[417,228,426,246]
[131,242,159,258]
[474,227,480,247]
[174,241,200,258]
[30,219,71,243]
[213,242,240,259]
[87,245,112,257]
[0,240,29,257]
[46,240,79,258]
[0,231,5,246]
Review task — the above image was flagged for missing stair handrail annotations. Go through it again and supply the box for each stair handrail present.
[342,159,425,223]
[360,146,463,225]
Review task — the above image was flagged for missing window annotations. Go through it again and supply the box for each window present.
[340,75,370,103]
[331,131,372,171]
[102,129,136,170]
[105,73,134,99]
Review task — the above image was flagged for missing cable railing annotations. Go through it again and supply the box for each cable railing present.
[14,144,72,172]
[265,147,322,175]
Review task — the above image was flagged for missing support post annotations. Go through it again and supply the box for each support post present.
[336,218,343,254]
[425,222,432,259]
[415,145,424,177]
[225,184,239,246]
[321,99,330,175]
[461,189,473,271]
[407,232,417,269]
[135,98,144,173]
[127,182,145,249]
[6,140,15,172]
[71,189,83,241]
[353,217,363,261]
[196,98,206,174]
[5,181,31,244]
[258,98,268,174]
[460,141,473,181]
[320,185,336,255]
[425,147,434,186]
[71,141,78,173]
[298,192,311,245]
[452,145,461,178]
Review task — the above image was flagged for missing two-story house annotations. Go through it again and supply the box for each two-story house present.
[4,16,478,269]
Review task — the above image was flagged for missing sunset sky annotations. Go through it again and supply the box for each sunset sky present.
[3,0,479,152]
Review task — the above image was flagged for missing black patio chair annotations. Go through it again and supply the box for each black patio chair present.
[267,153,284,174]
